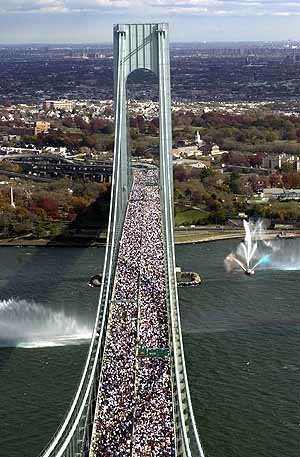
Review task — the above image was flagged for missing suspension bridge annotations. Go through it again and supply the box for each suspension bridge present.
[38,23,206,457]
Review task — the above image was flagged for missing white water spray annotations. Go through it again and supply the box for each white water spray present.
[225,220,270,275]
[0,298,92,348]
[225,219,300,273]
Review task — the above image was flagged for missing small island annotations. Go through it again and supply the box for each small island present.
[89,268,202,288]
[176,267,202,287]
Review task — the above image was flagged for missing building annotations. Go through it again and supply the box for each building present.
[262,188,300,201]
[173,145,199,159]
[1,134,21,142]
[194,130,204,147]
[174,158,211,168]
[262,153,300,171]
[44,146,67,156]
[198,142,221,156]
[9,126,35,136]
[0,146,42,155]
[43,100,75,111]
[190,160,210,169]
[35,121,50,136]
[176,140,191,147]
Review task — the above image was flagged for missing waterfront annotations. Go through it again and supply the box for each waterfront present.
[0,242,300,456]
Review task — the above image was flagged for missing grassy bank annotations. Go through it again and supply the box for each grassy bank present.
[2,228,300,247]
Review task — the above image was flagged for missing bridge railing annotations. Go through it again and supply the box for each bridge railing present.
[37,214,124,457]
[36,272,110,457]
[158,73,206,454]
[37,54,128,455]
[162,187,206,457]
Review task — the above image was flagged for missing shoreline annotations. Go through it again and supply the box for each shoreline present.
[0,229,299,247]
[175,230,300,245]
[0,238,106,248]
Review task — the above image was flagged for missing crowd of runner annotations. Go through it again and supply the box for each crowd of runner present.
[132,181,174,456]
[90,169,175,456]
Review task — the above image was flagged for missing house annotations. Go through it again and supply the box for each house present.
[35,121,50,136]
[176,139,191,147]
[174,158,211,169]
[172,145,199,159]
[198,143,221,156]
[262,153,300,171]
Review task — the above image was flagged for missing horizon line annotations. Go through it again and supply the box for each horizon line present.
[0,39,299,46]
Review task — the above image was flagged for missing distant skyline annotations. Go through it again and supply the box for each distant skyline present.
[1,0,300,43]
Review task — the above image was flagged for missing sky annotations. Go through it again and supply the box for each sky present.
[1,0,300,43]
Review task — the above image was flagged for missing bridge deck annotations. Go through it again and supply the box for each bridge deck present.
[90,169,175,456]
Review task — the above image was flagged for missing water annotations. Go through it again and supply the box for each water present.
[178,240,300,457]
[0,246,103,457]
[0,242,300,456]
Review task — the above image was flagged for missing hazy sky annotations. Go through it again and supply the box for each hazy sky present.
[0,0,300,43]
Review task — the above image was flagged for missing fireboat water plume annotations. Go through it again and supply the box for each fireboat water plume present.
[225,219,300,274]
[227,254,248,272]
[225,220,270,275]
[0,298,92,348]
[252,254,271,270]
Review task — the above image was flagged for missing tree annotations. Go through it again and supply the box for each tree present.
[90,118,106,132]
[200,168,216,180]
[101,123,114,135]
[135,145,146,156]
[224,152,249,167]
[248,175,260,193]
[174,165,190,182]
[130,117,139,128]
[71,196,89,214]
[282,172,300,188]
[136,115,146,133]
[191,189,202,204]
[279,209,286,222]
[148,118,159,135]
[228,172,242,194]
[103,106,113,117]
[130,128,139,140]
[36,197,59,218]
[0,160,22,173]
[269,172,281,187]
[248,152,264,168]
[16,206,30,221]
[63,118,74,128]
[74,116,89,130]
[34,208,47,219]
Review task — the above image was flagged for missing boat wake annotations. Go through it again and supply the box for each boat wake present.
[0,298,92,348]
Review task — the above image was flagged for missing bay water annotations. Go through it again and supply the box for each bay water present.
[0,241,299,457]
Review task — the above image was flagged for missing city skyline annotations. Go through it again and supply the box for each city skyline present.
[1,0,300,43]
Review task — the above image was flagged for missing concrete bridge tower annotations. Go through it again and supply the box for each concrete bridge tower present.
[113,23,173,222]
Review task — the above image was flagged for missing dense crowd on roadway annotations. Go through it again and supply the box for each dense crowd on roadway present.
[91,169,175,456]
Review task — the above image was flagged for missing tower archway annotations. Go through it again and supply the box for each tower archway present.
[113,23,173,220]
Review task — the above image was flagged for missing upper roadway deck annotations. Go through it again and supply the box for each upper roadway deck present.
[90,169,175,456]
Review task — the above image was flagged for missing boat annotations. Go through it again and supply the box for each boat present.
[88,274,102,288]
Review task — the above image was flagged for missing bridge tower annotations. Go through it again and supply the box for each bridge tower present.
[112,23,173,224]
[38,24,205,457]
